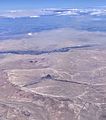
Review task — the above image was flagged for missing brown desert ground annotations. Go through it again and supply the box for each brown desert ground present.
[0,29,106,120]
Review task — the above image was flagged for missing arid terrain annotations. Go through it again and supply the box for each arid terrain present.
[0,29,106,120]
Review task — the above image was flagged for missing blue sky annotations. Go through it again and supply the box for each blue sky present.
[0,0,106,10]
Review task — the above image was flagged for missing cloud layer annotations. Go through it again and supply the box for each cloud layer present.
[0,8,106,18]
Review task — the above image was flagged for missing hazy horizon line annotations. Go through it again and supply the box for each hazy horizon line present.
[0,6,106,12]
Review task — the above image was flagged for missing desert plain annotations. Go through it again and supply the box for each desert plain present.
[0,28,106,120]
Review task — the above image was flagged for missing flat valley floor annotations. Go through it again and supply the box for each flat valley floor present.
[0,29,106,120]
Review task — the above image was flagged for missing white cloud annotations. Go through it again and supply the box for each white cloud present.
[0,8,106,18]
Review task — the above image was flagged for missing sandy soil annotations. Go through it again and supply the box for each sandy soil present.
[0,28,106,120]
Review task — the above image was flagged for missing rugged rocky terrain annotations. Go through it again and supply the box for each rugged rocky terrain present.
[0,29,106,120]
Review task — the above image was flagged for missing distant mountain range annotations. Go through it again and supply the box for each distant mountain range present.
[0,8,106,18]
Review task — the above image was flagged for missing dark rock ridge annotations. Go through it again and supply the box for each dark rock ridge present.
[0,44,93,55]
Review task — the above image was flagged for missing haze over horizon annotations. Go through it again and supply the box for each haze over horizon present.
[0,0,106,10]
